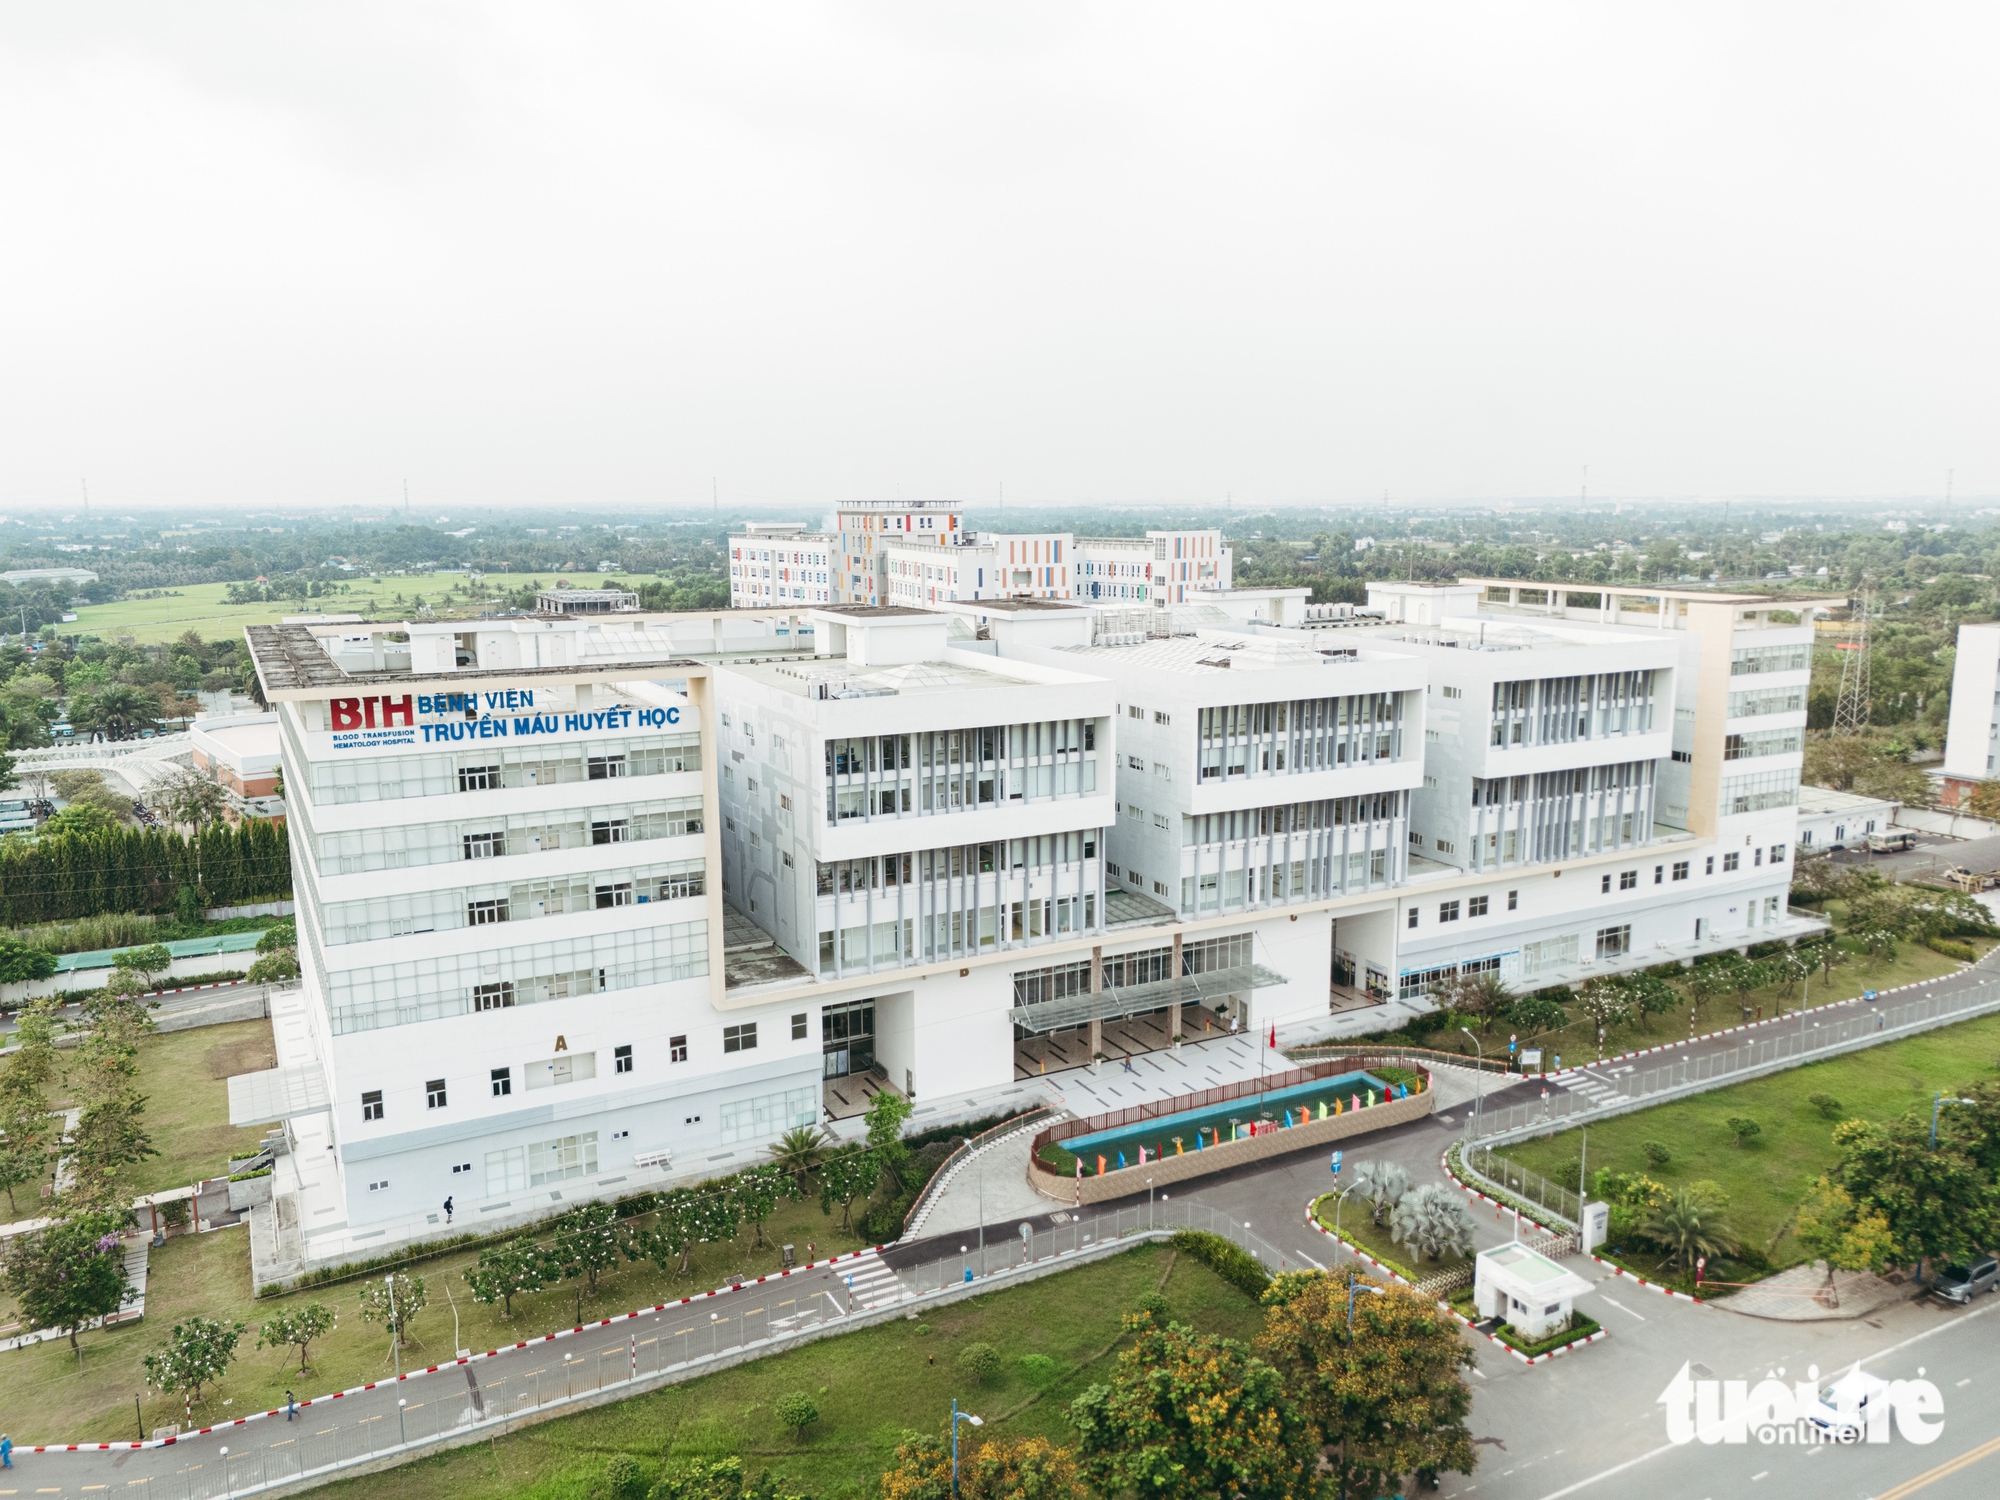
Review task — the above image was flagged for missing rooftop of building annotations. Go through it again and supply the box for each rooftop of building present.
[191,715,281,765]
[1796,783,1903,815]
[728,651,1054,701]
[1058,631,1376,675]
[961,597,1088,614]
[815,604,936,619]
[244,623,700,698]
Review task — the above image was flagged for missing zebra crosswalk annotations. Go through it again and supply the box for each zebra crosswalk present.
[833,1251,906,1312]
[1552,1064,1635,1105]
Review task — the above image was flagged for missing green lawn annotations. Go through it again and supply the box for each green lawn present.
[1494,1009,2000,1270]
[0,1183,874,1444]
[308,1242,1259,1500]
[70,572,640,645]
[1407,931,1987,1070]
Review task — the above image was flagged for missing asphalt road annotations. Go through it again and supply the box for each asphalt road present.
[10,947,2000,1497]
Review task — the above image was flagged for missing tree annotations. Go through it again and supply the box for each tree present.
[465,1237,545,1317]
[1575,978,1631,1037]
[1726,1117,1762,1148]
[768,1125,833,1196]
[0,998,62,1213]
[1684,961,1737,1018]
[151,767,229,831]
[542,1203,622,1322]
[1500,993,1568,1034]
[113,944,173,990]
[358,1272,427,1348]
[246,948,301,984]
[70,685,161,742]
[1389,1185,1477,1262]
[257,1301,336,1372]
[1792,1177,1899,1307]
[1350,1160,1408,1229]
[143,1316,245,1407]
[882,1435,1085,1500]
[1068,1317,1325,1500]
[1430,971,1510,1030]
[774,1390,820,1437]
[1640,1184,1739,1273]
[732,1165,785,1250]
[1810,939,1849,985]
[1833,1115,1997,1281]
[3,1211,130,1349]
[865,1090,914,1187]
[818,1148,879,1232]
[0,937,56,984]
[41,801,121,838]
[1258,1271,1477,1500]
[1967,780,2000,821]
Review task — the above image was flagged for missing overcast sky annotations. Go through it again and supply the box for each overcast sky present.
[3,4,1995,513]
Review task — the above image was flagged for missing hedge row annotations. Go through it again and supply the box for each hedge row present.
[0,820,292,925]
[1169,1228,1272,1299]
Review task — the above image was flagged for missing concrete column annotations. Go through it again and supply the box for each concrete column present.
[1088,945,1103,1062]
[1170,931,1183,1036]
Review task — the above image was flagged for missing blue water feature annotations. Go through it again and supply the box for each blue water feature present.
[1057,1070,1397,1173]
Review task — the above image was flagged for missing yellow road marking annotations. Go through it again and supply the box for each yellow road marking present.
[269,1438,295,1448]
[1874,1431,2000,1500]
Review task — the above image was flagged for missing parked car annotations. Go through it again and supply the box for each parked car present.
[1806,1366,1890,1439]
[1935,1258,2000,1304]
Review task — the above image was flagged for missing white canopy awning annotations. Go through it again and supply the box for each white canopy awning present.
[228,1063,330,1126]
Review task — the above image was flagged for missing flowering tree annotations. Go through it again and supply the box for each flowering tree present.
[144,1316,245,1407]
[3,1211,130,1349]
[257,1301,336,1372]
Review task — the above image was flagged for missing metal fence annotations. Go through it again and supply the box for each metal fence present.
[86,1201,1288,1500]
[1461,1142,1584,1226]
[1463,975,2000,1145]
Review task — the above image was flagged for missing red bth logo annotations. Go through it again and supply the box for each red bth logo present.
[329,695,415,731]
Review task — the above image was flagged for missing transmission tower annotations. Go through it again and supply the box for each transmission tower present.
[1832,586,1873,736]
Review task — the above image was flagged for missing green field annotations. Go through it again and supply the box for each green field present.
[312,1242,1258,1500]
[1494,1009,2000,1270]
[69,572,646,645]
[0,1168,873,1443]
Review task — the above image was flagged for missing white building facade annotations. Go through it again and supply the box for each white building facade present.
[728,524,835,609]
[1939,620,2000,805]
[245,576,1835,1250]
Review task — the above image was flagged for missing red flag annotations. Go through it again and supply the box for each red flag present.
[1268,1023,1276,1048]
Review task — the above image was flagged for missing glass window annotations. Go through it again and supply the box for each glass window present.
[361,1089,383,1121]
[426,1079,447,1109]
[669,1034,688,1063]
[724,1022,758,1053]
[490,1067,511,1097]
[614,1044,633,1074]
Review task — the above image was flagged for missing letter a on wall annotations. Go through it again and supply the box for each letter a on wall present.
[554,1035,568,1051]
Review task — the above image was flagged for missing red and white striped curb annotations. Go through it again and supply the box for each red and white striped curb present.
[22,1247,885,1453]
[1441,1301,1611,1365]
[1304,1196,1412,1285]
[1440,1149,1713,1307]
[1439,1148,1557,1235]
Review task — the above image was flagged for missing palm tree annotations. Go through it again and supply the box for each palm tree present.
[70,685,160,742]
[768,1125,834,1195]
[1642,1187,1739,1273]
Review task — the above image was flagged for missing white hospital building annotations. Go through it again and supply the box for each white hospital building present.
[241,576,1832,1271]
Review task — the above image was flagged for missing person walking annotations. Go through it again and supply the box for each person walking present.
[443,1196,454,1225]
[2,1432,12,1468]
[286,1391,297,1422]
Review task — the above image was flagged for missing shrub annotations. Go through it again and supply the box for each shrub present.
[957,1342,1002,1383]
[774,1391,820,1435]
[1642,1140,1671,1167]
[596,1454,649,1500]
[1019,1353,1058,1384]
[1132,1290,1170,1322]
[1169,1228,1270,1298]
[1925,937,1978,962]
[1726,1117,1762,1148]
[1808,1092,1843,1120]
[159,1197,191,1228]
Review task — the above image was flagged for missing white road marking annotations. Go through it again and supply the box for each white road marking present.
[1599,1295,1646,1322]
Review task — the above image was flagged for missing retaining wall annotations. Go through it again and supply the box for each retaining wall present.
[1029,1087,1434,1205]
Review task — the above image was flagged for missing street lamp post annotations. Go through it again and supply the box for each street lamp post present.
[1931,1092,1977,1148]
[1460,1027,1485,1138]
[1331,1183,1359,1267]
[1346,1272,1385,1333]
[950,1400,985,1497]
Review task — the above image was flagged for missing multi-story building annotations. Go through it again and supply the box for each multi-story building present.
[1938,620,2000,804]
[1074,530,1232,608]
[712,605,1113,1098]
[728,524,835,609]
[883,531,1073,607]
[189,710,287,823]
[245,615,758,1239]
[239,573,1838,1261]
[833,500,965,605]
